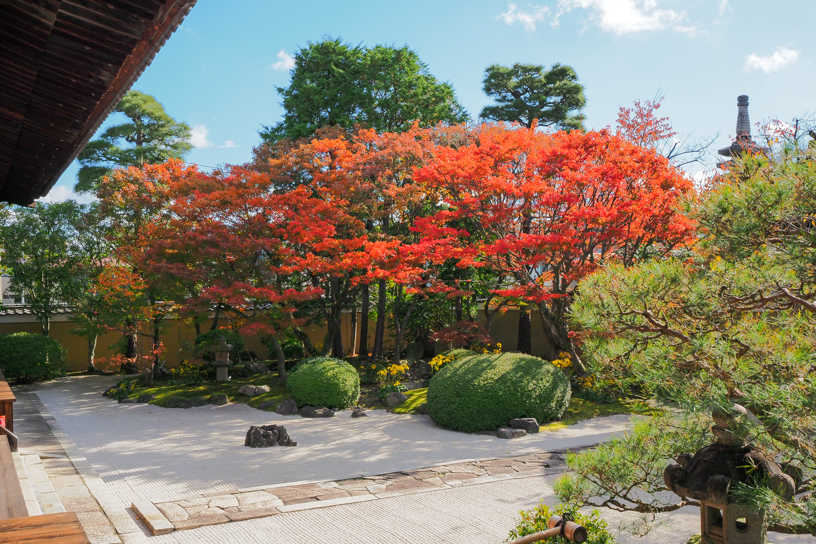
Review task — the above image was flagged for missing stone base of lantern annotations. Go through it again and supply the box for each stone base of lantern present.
[700,501,767,544]
[215,365,229,382]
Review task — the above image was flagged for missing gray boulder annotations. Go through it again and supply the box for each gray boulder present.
[402,382,422,391]
[385,392,408,407]
[406,342,424,364]
[275,398,298,415]
[166,397,193,409]
[416,402,429,415]
[244,425,297,448]
[118,397,138,404]
[246,362,270,375]
[137,394,156,403]
[351,408,368,418]
[190,396,209,407]
[258,400,276,411]
[300,405,335,418]
[497,427,527,439]
[509,418,540,434]
[209,394,229,406]
[238,384,271,397]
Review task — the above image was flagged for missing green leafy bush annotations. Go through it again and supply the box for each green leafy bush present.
[427,352,570,432]
[506,502,616,544]
[287,356,360,409]
[0,332,66,384]
[194,330,245,362]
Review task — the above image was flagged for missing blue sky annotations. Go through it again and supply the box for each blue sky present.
[47,0,816,202]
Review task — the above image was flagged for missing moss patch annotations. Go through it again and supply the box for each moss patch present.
[540,397,662,431]
[392,388,428,414]
[131,373,289,409]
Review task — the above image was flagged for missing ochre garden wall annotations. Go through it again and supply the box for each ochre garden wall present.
[0,308,552,372]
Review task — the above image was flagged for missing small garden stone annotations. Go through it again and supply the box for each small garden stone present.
[190,396,209,407]
[300,405,334,418]
[385,392,408,407]
[416,402,429,415]
[244,425,297,448]
[257,400,276,411]
[238,384,271,397]
[497,427,527,439]
[509,418,540,434]
[351,408,367,418]
[245,362,269,375]
[118,397,138,404]
[209,394,228,405]
[137,394,156,403]
[275,398,298,415]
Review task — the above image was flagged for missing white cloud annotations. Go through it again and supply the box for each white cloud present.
[38,185,96,205]
[745,46,799,74]
[190,124,213,148]
[498,3,551,31]
[717,0,728,15]
[221,140,236,148]
[271,49,296,71]
[555,0,688,35]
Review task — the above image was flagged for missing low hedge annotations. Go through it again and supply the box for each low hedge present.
[427,352,570,433]
[287,356,360,409]
[0,332,66,384]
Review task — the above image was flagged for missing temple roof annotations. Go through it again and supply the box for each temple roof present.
[0,0,197,206]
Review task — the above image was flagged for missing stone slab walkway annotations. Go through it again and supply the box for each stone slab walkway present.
[145,451,565,533]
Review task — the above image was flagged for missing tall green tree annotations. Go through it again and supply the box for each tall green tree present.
[0,201,84,336]
[260,38,468,144]
[480,63,586,130]
[76,91,192,194]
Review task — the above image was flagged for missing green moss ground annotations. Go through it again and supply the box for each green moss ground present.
[392,388,428,413]
[125,373,290,410]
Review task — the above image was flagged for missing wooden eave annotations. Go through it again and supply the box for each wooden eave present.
[0,0,198,206]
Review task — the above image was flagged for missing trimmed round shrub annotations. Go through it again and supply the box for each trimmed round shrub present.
[0,332,67,384]
[427,352,570,433]
[287,356,360,409]
[194,330,245,362]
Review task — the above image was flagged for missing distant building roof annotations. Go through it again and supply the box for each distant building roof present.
[0,0,197,205]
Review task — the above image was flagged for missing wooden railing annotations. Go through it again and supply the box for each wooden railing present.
[0,369,15,433]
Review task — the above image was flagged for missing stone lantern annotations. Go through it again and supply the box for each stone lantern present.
[663,405,795,544]
[717,95,768,168]
[213,336,232,382]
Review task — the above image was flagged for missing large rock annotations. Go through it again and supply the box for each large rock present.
[385,392,408,407]
[497,427,527,439]
[245,362,270,375]
[209,394,229,406]
[238,384,271,397]
[166,397,193,409]
[257,400,276,411]
[244,425,297,448]
[190,396,209,407]
[118,397,138,404]
[351,408,367,418]
[509,418,540,434]
[406,342,424,364]
[275,398,298,415]
[137,394,156,403]
[416,402,429,415]
[300,405,334,418]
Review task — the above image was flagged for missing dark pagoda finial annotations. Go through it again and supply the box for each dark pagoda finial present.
[718,94,766,163]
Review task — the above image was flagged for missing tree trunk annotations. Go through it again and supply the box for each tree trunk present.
[331,321,345,358]
[153,316,161,366]
[359,284,369,357]
[455,297,463,322]
[349,305,358,357]
[269,336,287,381]
[293,328,319,357]
[87,334,98,373]
[210,303,221,331]
[392,285,418,365]
[372,279,387,360]
[535,301,586,374]
[517,306,532,354]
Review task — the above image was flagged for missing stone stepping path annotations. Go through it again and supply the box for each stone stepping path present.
[135,451,567,535]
